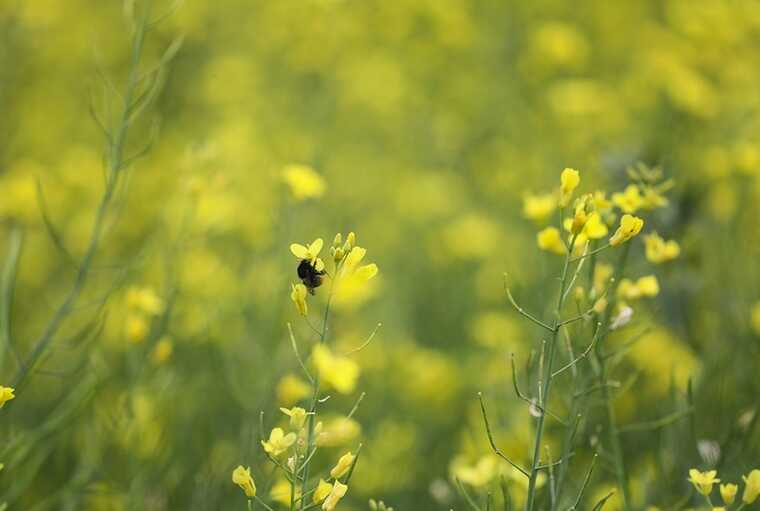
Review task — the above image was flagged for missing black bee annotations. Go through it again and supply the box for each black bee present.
[297,259,326,295]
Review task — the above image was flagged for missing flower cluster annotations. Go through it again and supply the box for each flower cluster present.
[687,468,760,508]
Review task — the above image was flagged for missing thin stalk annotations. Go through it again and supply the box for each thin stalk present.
[524,234,577,511]
[595,243,632,510]
[12,4,152,390]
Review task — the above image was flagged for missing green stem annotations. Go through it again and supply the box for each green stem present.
[12,4,151,391]
[596,243,631,510]
[525,235,577,511]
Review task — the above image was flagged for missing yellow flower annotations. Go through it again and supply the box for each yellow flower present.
[0,386,16,408]
[559,168,580,206]
[583,212,608,239]
[126,287,164,315]
[330,451,356,479]
[644,232,680,263]
[150,337,174,364]
[570,195,592,235]
[522,192,556,222]
[290,239,326,271]
[592,191,612,210]
[277,374,312,406]
[749,302,760,336]
[126,314,149,344]
[280,406,308,430]
[618,276,659,300]
[261,427,297,456]
[609,214,644,246]
[232,465,256,497]
[688,469,720,496]
[720,483,738,505]
[537,227,566,255]
[270,478,300,505]
[282,164,326,201]
[641,186,669,210]
[312,345,360,394]
[743,469,760,504]
[290,283,309,316]
[612,184,644,213]
[322,480,348,511]
[341,246,378,282]
[313,479,333,504]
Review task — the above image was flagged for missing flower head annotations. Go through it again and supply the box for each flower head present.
[644,232,680,263]
[312,344,360,394]
[261,427,297,456]
[313,479,333,504]
[523,192,556,222]
[330,451,356,479]
[290,283,309,316]
[537,227,566,255]
[322,481,348,511]
[280,406,309,430]
[232,465,256,497]
[720,483,738,505]
[290,239,325,271]
[688,468,720,496]
[0,386,15,408]
[282,164,326,201]
[609,214,644,246]
[612,184,644,213]
[743,469,760,504]
[559,168,580,206]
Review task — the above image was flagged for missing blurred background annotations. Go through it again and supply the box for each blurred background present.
[1,0,759,509]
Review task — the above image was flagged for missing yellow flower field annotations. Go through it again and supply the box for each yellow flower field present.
[1,1,759,510]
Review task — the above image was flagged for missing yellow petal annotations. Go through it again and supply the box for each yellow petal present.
[291,244,309,259]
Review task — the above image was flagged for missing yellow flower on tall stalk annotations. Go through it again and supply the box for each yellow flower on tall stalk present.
[312,345,360,394]
[537,227,566,255]
[559,168,580,206]
[290,283,309,316]
[322,481,348,511]
[330,451,356,479]
[609,214,644,246]
[688,468,720,496]
[282,164,326,200]
[719,483,738,504]
[261,427,297,456]
[644,232,680,263]
[231,465,256,497]
[340,246,379,282]
[0,386,15,408]
[743,469,760,504]
[280,406,308,430]
[290,238,326,271]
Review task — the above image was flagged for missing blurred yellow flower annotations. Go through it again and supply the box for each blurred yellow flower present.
[0,386,16,408]
[150,337,174,364]
[522,192,556,222]
[231,465,256,497]
[720,482,738,504]
[641,186,669,210]
[270,478,300,506]
[261,427,297,456]
[313,479,333,504]
[322,481,348,511]
[291,283,309,316]
[584,212,609,239]
[618,276,659,300]
[612,184,644,213]
[559,168,580,206]
[317,416,361,447]
[126,287,164,316]
[126,314,150,344]
[280,406,308,430]
[537,227,566,255]
[750,302,760,336]
[277,374,312,406]
[291,239,326,271]
[609,214,644,246]
[330,451,356,479]
[688,468,720,496]
[743,469,760,504]
[644,232,680,263]
[312,345,360,394]
[282,164,326,201]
